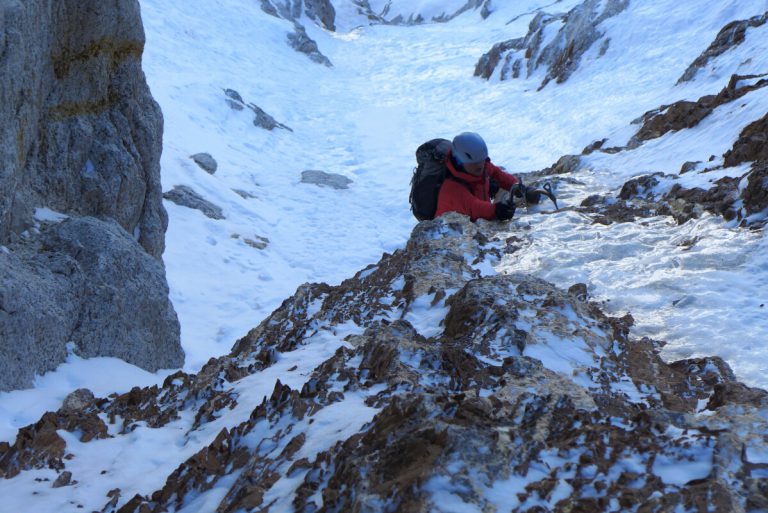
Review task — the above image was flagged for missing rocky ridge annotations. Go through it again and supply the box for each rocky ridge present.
[678,11,768,83]
[0,0,183,390]
[473,4,768,231]
[474,0,629,89]
[2,214,766,511]
[515,23,768,230]
[566,70,768,228]
[352,0,494,25]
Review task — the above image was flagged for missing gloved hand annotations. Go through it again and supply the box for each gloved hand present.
[489,179,500,198]
[495,200,516,221]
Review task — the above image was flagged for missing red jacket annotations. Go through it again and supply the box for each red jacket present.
[434,151,519,221]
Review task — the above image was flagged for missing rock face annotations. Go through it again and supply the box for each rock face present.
[0,217,184,391]
[259,0,335,65]
[629,73,768,148]
[352,0,494,25]
[260,0,336,30]
[3,215,766,511]
[0,0,183,390]
[0,0,166,257]
[678,12,768,83]
[287,22,333,67]
[475,0,629,88]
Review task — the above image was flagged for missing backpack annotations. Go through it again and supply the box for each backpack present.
[409,138,452,221]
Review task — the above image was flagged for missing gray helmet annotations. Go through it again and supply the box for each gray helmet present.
[452,132,488,165]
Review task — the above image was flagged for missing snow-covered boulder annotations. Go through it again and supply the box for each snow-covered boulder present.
[0,217,183,392]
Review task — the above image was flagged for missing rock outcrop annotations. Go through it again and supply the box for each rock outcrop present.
[300,169,353,189]
[259,0,335,65]
[190,152,218,174]
[475,0,629,88]
[0,0,183,390]
[575,164,766,227]
[629,73,768,148]
[222,88,294,131]
[723,112,768,167]
[678,12,768,83]
[287,22,334,67]
[355,0,494,25]
[541,73,768,228]
[260,0,336,31]
[2,215,766,511]
[163,185,225,220]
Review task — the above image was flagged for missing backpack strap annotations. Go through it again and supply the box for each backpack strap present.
[445,175,474,194]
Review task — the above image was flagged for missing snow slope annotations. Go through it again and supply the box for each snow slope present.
[1,0,767,508]
[149,0,768,385]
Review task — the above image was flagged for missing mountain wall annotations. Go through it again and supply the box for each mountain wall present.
[0,0,183,390]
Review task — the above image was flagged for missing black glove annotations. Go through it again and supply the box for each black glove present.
[489,179,500,198]
[495,200,516,221]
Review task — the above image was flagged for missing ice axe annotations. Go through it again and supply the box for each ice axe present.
[541,182,559,210]
[513,178,558,211]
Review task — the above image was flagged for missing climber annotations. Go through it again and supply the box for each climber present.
[434,132,542,222]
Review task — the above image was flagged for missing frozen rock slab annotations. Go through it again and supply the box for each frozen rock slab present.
[300,170,353,189]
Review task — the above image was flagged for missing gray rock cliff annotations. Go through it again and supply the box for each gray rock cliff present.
[0,0,183,390]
